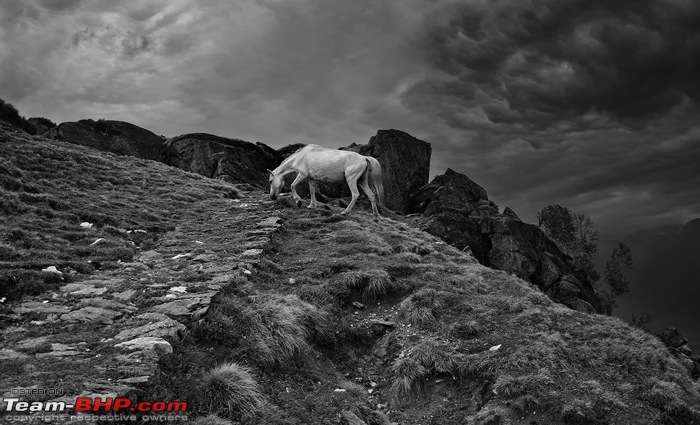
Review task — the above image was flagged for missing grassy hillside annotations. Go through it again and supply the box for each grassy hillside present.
[147,206,700,425]
[1,123,699,424]
[0,122,236,301]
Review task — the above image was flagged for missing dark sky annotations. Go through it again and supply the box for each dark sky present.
[2,0,700,333]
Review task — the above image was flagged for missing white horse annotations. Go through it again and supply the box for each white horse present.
[269,145,386,218]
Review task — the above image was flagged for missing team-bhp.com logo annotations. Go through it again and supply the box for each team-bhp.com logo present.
[3,395,188,422]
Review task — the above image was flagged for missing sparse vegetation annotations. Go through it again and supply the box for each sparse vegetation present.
[0,127,238,300]
[199,362,265,415]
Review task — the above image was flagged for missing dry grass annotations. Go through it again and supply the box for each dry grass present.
[200,362,265,415]
[0,128,238,300]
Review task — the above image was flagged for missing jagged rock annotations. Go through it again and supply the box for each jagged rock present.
[346,129,432,214]
[661,326,689,349]
[45,119,164,160]
[27,117,55,135]
[502,207,521,221]
[411,168,487,215]
[415,168,597,311]
[160,133,280,187]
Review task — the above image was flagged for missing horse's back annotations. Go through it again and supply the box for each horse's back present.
[293,145,366,182]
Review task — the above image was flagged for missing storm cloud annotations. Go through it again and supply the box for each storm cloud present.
[2,0,700,241]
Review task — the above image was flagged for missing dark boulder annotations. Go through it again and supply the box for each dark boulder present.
[345,129,431,214]
[45,119,164,161]
[28,117,56,135]
[160,133,280,188]
[414,168,598,312]
[410,168,487,215]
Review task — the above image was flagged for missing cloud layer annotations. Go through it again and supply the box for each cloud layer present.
[2,0,700,242]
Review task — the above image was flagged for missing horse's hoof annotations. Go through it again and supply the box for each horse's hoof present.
[296,200,302,207]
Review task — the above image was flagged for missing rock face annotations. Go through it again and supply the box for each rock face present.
[160,133,281,188]
[413,168,598,312]
[345,129,431,214]
[45,119,164,161]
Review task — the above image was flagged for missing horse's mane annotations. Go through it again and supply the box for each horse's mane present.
[275,145,321,172]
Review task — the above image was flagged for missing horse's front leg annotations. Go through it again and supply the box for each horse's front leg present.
[290,173,307,207]
[308,180,318,208]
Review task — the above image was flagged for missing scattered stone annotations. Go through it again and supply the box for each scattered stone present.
[41,266,62,274]
[16,336,51,350]
[334,388,347,393]
[15,301,70,315]
[352,301,365,310]
[0,349,30,361]
[115,337,173,356]
[60,283,108,296]
[169,286,187,293]
[114,317,185,342]
[113,289,137,301]
[61,306,122,324]
[171,253,191,260]
[489,344,502,352]
[256,217,281,227]
[80,222,93,228]
[241,249,263,256]
[151,292,216,318]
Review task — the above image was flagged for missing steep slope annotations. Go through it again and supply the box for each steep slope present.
[1,125,699,424]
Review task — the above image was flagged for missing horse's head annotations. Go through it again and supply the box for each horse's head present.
[269,170,283,200]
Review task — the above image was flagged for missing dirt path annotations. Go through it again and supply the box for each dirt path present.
[0,190,280,421]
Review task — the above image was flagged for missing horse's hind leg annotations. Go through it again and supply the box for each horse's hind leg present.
[341,174,362,215]
[358,172,379,219]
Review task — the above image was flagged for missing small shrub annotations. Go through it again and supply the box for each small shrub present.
[390,357,428,400]
[334,269,391,300]
[397,288,453,326]
[494,375,527,398]
[199,362,265,415]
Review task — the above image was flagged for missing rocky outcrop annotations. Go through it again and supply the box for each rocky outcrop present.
[45,119,164,161]
[413,168,597,312]
[661,326,700,379]
[160,133,281,188]
[27,117,56,135]
[344,129,432,214]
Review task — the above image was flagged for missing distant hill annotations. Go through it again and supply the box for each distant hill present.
[45,119,165,161]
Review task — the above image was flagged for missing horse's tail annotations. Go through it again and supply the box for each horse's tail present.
[366,157,385,208]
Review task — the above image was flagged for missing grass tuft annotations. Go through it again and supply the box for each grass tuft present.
[199,362,265,415]
[333,269,392,300]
